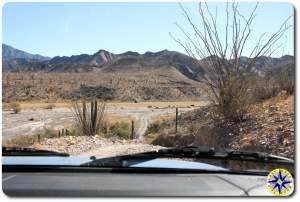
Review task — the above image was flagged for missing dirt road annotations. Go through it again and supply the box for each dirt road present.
[2,105,200,141]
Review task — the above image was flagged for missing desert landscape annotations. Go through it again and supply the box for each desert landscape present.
[1,2,296,198]
[1,1,295,159]
[2,43,295,158]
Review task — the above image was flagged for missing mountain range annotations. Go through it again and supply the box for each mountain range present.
[2,44,295,102]
[2,43,294,80]
[2,44,51,61]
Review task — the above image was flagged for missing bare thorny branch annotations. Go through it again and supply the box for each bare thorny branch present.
[170,2,292,121]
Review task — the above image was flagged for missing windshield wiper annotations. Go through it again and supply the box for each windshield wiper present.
[84,146,293,167]
[153,146,293,163]
[2,147,69,157]
[152,146,294,164]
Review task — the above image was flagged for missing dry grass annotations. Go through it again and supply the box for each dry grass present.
[149,94,294,158]
[2,129,58,147]
[8,101,71,109]
[2,112,138,147]
[106,101,209,108]
[7,102,21,113]
[152,114,175,123]
[105,115,137,125]
[44,103,56,110]
[3,100,208,110]
[250,93,294,114]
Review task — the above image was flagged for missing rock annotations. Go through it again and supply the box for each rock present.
[269,106,277,112]
[276,125,284,131]
[69,140,76,145]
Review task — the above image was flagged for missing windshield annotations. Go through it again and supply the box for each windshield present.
[2,2,294,173]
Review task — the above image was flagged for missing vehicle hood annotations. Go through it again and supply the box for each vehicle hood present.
[2,156,227,170]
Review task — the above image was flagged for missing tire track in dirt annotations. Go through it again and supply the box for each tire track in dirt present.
[2,106,200,141]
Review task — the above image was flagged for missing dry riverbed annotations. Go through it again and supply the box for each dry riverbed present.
[2,101,207,141]
[2,101,207,156]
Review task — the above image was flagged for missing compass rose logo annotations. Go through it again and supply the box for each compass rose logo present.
[267,168,294,196]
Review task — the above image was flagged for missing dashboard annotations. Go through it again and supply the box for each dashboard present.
[3,169,271,196]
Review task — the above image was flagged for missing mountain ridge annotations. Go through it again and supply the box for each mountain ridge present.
[2,44,294,81]
[2,44,51,61]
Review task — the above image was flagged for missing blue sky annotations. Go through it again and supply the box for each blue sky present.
[2,2,294,57]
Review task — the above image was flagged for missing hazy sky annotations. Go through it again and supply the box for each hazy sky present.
[2,2,294,57]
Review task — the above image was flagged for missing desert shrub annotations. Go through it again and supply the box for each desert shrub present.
[276,68,294,95]
[253,75,279,101]
[68,125,84,136]
[215,74,254,122]
[45,103,55,110]
[109,122,131,139]
[72,100,106,136]
[146,121,166,135]
[3,129,57,147]
[3,135,37,147]
[172,3,290,123]
[254,65,294,101]
[40,129,58,139]
[2,103,12,111]
[9,102,21,114]
[151,114,232,149]
[279,77,294,95]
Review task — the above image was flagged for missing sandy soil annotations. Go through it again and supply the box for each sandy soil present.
[79,143,164,158]
[32,136,164,157]
[7,101,208,110]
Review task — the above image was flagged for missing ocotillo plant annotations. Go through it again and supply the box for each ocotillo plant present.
[72,100,106,136]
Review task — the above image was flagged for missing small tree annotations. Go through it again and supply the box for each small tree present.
[72,100,106,136]
[171,2,292,121]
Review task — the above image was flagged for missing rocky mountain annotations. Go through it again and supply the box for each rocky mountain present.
[2,44,294,80]
[2,44,51,61]
[46,49,204,78]
[2,44,295,102]
[2,44,51,72]
[47,50,116,72]
[238,55,294,71]
[3,58,48,72]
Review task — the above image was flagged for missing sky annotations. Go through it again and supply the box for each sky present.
[2,2,294,58]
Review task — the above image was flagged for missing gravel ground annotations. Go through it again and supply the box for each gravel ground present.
[230,94,294,158]
[33,135,165,157]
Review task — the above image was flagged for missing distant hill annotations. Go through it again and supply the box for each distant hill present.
[2,44,51,61]
[3,58,48,72]
[2,44,294,81]
[46,49,204,80]
[2,44,295,102]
